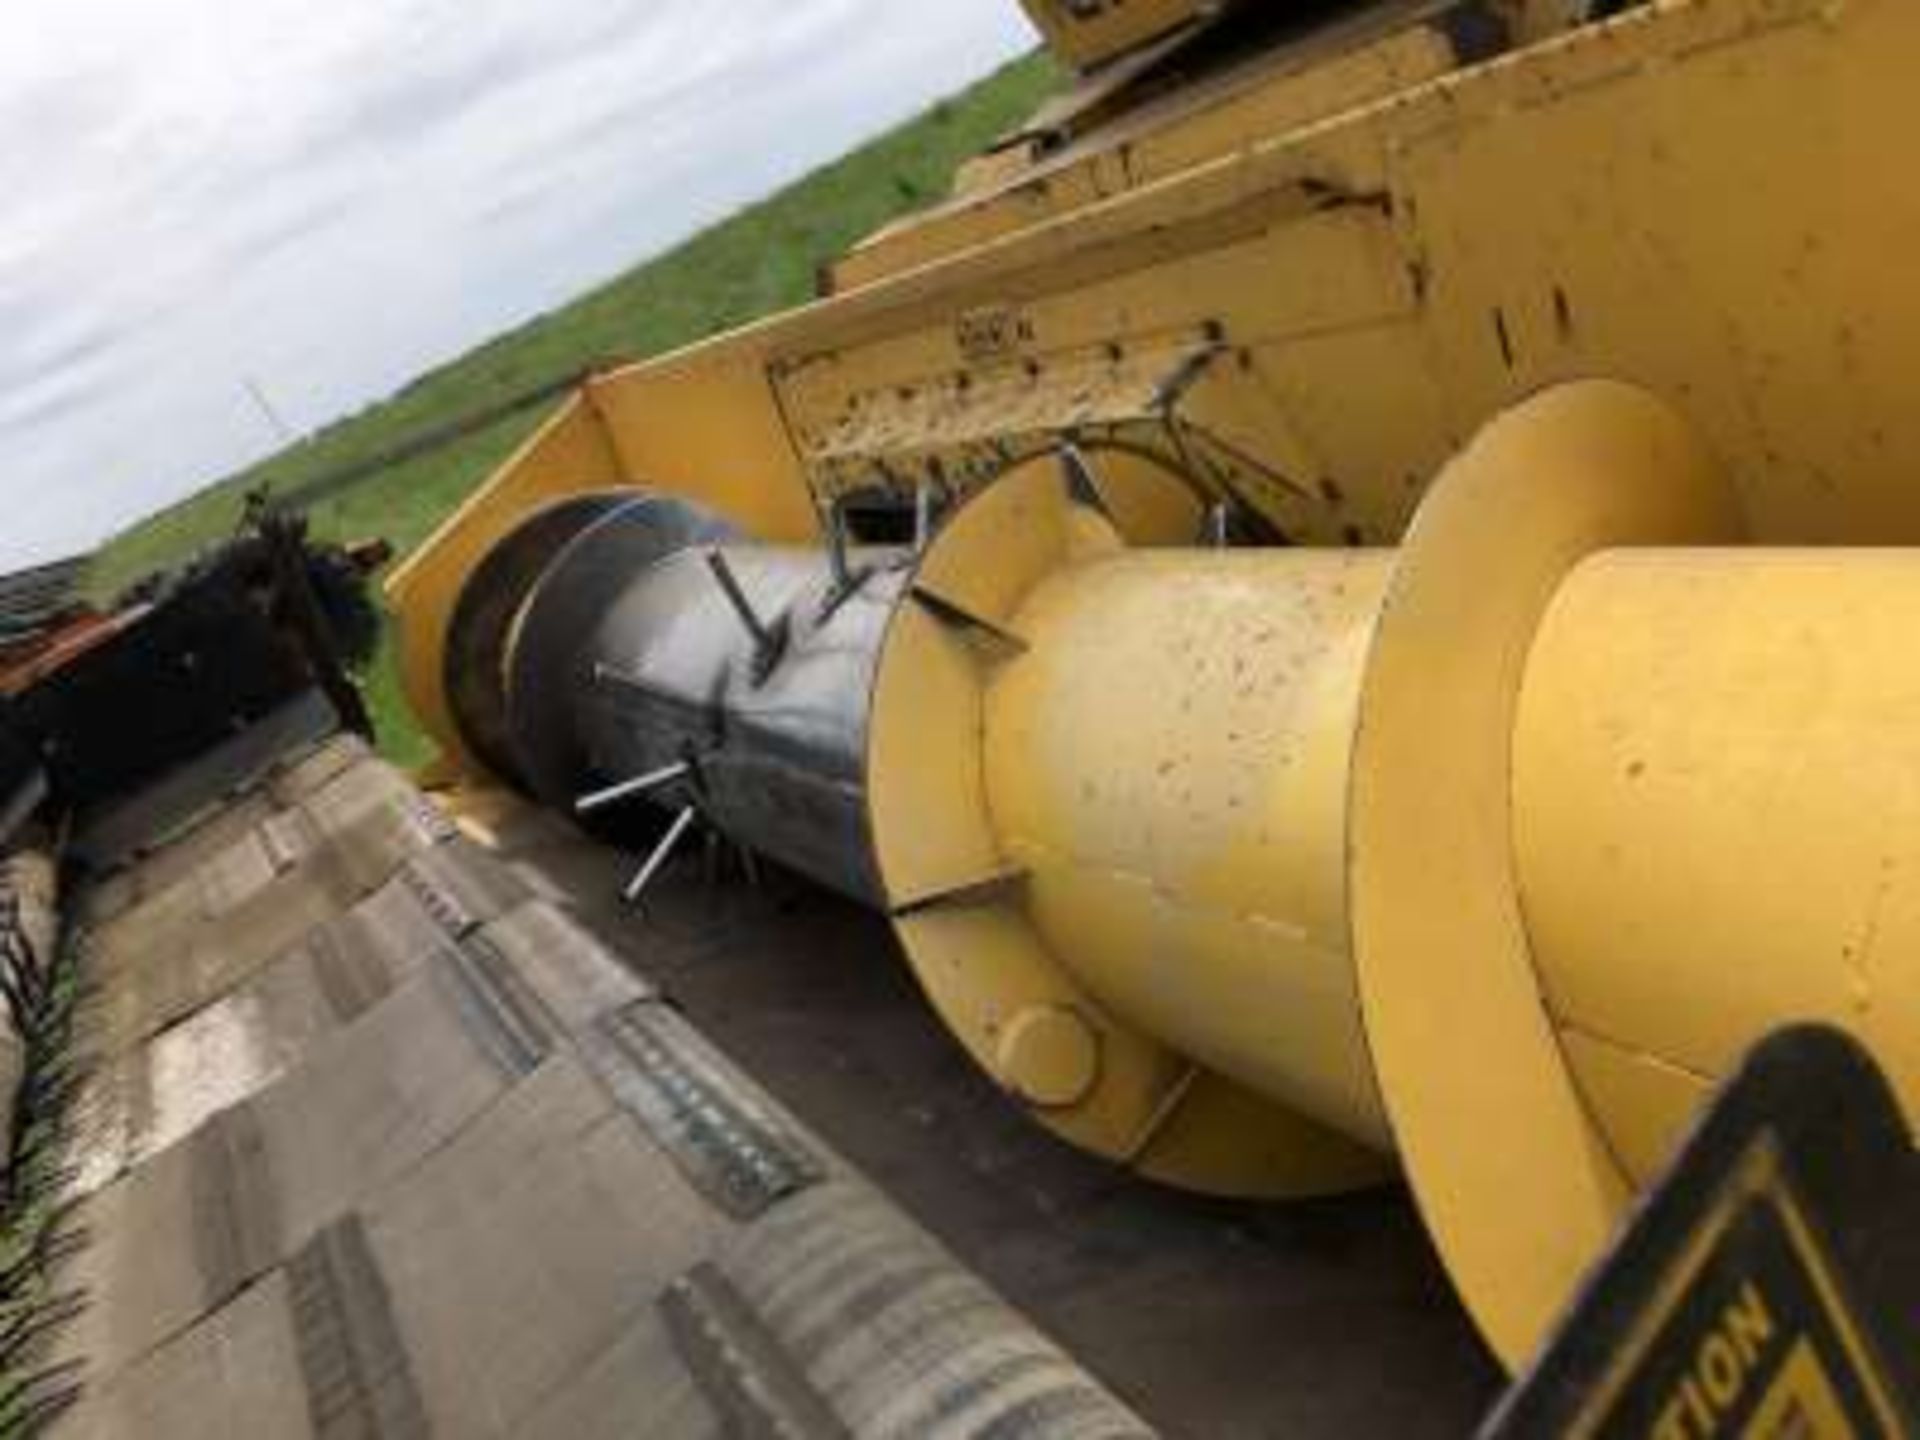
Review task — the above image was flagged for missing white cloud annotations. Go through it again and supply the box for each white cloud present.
[0,1,1036,567]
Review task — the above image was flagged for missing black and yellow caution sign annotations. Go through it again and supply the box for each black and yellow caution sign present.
[1486,1026,1920,1439]
[1578,1140,1899,1437]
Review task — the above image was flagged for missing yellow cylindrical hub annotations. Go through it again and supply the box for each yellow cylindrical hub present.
[1514,549,1920,1177]
[868,454,1392,1203]
[983,550,1395,1147]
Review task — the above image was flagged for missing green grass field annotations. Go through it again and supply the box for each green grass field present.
[88,52,1059,769]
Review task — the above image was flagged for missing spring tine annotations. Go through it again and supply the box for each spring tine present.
[12,1381,85,1435]
[11,1115,75,1171]
[10,1165,79,1209]
[34,1226,87,1274]
[23,1209,88,1267]
[0,1359,86,1433]
[0,1208,77,1298]
[0,1291,88,1368]
[0,967,31,1036]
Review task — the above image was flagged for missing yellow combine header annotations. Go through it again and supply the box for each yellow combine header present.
[387,0,1920,1384]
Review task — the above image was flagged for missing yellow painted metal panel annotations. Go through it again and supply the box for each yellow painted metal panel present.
[417,0,1920,624]
[385,394,624,774]
[866,600,1009,908]
[1389,0,1920,542]
[785,205,1430,540]
[1017,0,1208,72]
[836,20,1455,291]
[1514,548,1920,1140]
[908,458,1076,630]
[582,358,819,545]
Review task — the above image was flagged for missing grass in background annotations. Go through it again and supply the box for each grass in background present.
[87,52,1060,768]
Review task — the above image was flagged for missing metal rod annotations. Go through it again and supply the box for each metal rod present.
[704,550,789,681]
[827,502,853,591]
[1059,444,1110,517]
[704,550,774,653]
[817,503,872,621]
[913,484,933,554]
[623,806,699,905]
[575,760,691,816]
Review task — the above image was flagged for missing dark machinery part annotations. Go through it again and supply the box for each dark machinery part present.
[14,503,385,824]
[0,714,44,855]
[499,496,741,810]
[14,562,319,815]
[448,495,906,906]
[442,490,636,786]
[252,503,378,742]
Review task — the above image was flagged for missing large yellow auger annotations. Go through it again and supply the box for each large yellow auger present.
[429,380,1920,1365]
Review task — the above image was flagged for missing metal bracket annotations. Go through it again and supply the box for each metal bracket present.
[816,501,874,623]
[1059,442,1113,518]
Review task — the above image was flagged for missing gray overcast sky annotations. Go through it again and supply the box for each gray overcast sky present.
[0,1,1037,569]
